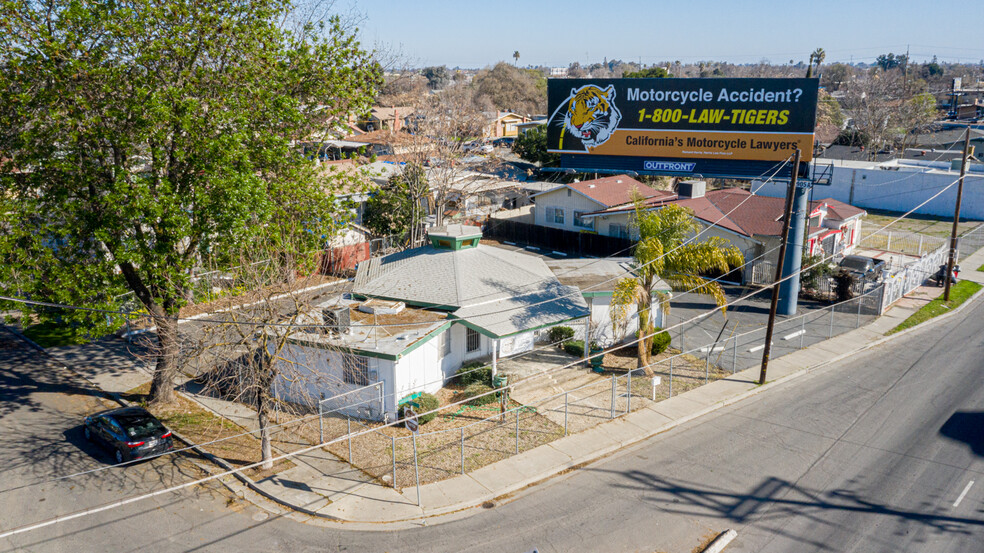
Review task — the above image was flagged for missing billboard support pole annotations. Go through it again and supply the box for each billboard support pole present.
[759,150,800,385]
[778,166,809,316]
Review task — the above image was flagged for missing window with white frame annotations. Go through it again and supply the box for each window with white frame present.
[466,328,481,352]
[342,354,370,386]
[543,206,565,225]
[573,211,594,229]
[609,223,629,239]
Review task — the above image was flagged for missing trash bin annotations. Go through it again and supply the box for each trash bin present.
[589,345,604,373]
[492,374,508,388]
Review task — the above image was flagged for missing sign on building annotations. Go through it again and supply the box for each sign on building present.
[546,78,819,178]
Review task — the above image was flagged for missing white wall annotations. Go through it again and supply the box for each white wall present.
[272,342,394,420]
[533,188,607,232]
[755,164,984,220]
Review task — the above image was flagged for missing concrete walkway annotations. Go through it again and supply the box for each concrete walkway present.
[36,247,984,529]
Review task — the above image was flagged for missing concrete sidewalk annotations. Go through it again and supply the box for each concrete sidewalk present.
[36,247,984,529]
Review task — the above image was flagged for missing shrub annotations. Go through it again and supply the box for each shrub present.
[455,362,492,387]
[563,339,584,357]
[650,328,671,355]
[548,325,575,344]
[462,383,497,405]
[398,392,440,425]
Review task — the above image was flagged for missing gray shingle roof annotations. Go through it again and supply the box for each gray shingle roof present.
[354,243,589,337]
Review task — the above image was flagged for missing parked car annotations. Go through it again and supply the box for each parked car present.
[492,137,515,149]
[837,255,886,281]
[462,140,493,154]
[83,406,174,464]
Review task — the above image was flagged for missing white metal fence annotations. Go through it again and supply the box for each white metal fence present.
[877,243,949,313]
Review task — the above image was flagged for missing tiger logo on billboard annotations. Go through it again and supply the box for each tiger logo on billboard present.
[549,84,622,151]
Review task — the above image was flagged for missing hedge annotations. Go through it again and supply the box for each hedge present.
[562,339,584,357]
[462,383,497,405]
[548,325,575,343]
[650,328,671,355]
[399,392,440,425]
[455,362,492,387]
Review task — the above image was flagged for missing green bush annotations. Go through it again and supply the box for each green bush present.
[650,328,671,355]
[398,392,440,425]
[455,362,492,387]
[548,325,575,343]
[462,383,497,405]
[563,339,584,357]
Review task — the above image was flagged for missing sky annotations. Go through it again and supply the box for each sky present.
[350,0,984,69]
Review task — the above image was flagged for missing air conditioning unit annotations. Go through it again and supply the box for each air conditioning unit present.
[323,306,350,334]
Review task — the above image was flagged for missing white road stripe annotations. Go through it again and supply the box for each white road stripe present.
[748,342,773,353]
[783,330,805,340]
[953,480,974,508]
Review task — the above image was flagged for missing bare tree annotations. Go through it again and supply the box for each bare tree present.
[183,231,342,469]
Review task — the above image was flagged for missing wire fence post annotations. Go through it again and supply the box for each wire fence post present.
[412,433,420,507]
[669,357,674,398]
[828,306,834,339]
[626,370,632,414]
[610,375,616,419]
[391,436,397,488]
[732,336,738,374]
[856,296,862,328]
[887,231,892,251]
[347,416,352,463]
[460,428,465,475]
[704,346,710,384]
[318,399,324,444]
[564,392,569,436]
[515,409,520,454]
[800,316,806,349]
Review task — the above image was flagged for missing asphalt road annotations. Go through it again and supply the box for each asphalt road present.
[3,294,984,552]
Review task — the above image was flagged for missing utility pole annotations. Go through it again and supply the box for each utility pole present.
[759,150,801,385]
[944,126,972,301]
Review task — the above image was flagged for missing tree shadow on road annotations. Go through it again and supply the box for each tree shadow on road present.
[599,469,984,551]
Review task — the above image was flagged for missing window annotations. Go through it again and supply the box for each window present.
[543,207,565,225]
[573,211,594,229]
[342,354,370,386]
[466,328,481,352]
[609,223,629,239]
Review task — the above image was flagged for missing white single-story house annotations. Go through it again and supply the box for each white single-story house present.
[274,225,591,421]
[529,175,670,236]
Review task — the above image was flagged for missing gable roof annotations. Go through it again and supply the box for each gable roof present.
[532,175,667,209]
[583,188,866,238]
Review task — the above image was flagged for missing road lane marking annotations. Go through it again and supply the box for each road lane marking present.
[953,480,974,508]
[748,342,773,353]
[783,330,805,340]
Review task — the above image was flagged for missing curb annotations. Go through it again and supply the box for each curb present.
[701,529,738,553]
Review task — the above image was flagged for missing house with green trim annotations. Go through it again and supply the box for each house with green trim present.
[275,224,591,421]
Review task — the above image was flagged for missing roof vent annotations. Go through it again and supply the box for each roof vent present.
[616,179,622,184]
[322,306,351,334]
[588,184,596,188]
[677,180,706,199]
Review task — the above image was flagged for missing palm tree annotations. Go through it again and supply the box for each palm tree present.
[611,203,743,376]
[513,50,520,65]
[807,48,825,78]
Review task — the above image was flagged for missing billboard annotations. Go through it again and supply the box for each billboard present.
[547,78,819,169]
